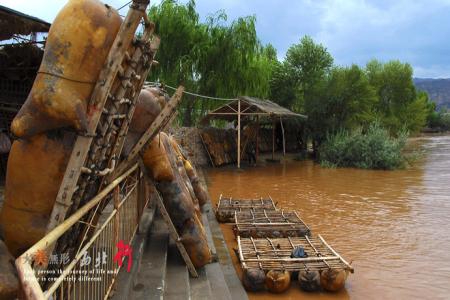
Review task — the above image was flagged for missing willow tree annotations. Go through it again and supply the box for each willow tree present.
[148,0,275,125]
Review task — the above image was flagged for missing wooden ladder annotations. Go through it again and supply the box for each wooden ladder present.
[43,0,184,263]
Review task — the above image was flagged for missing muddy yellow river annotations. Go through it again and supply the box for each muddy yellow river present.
[206,135,450,300]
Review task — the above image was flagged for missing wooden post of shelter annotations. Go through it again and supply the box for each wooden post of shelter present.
[237,98,241,168]
[256,115,259,163]
[280,116,285,156]
[272,118,275,160]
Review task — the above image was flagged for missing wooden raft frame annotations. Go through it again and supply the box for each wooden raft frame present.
[237,235,354,273]
[234,210,311,238]
[216,194,277,223]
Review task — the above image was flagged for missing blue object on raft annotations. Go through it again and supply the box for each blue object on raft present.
[291,246,308,258]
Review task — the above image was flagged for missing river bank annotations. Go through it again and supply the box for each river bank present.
[205,134,450,299]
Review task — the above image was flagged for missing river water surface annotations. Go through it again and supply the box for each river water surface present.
[205,135,450,300]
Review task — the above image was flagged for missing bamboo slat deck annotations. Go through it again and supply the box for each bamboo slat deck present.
[237,235,354,273]
[234,210,310,238]
[216,194,277,222]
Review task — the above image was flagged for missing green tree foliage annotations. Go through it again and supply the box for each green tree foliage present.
[148,3,436,168]
[148,0,275,125]
[269,62,297,109]
[366,60,428,133]
[307,65,377,146]
[270,36,333,111]
[268,36,433,164]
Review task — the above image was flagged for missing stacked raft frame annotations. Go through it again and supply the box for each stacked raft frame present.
[234,210,311,238]
[216,194,277,222]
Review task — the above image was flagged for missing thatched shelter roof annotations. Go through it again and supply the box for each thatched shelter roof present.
[200,96,306,124]
[199,96,306,168]
[0,5,50,41]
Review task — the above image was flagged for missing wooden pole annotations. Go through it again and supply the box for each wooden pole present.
[237,99,241,168]
[280,116,285,156]
[114,185,120,245]
[256,115,259,163]
[272,118,275,160]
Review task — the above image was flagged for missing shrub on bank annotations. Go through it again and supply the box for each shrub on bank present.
[428,111,450,131]
[319,123,407,170]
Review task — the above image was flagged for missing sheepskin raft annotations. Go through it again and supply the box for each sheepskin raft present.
[237,235,354,292]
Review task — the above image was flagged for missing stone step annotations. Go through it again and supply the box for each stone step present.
[202,212,233,300]
[131,213,169,300]
[189,266,213,299]
[163,239,190,300]
[110,205,156,300]
[203,202,248,300]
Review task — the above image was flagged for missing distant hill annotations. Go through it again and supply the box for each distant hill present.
[414,78,450,110]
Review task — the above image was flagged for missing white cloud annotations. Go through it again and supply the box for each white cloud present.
[2,0,131,22]
[2,0,449,77]
[298,0,450,77]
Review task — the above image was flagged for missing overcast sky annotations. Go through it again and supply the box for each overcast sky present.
[3,0,450,78]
